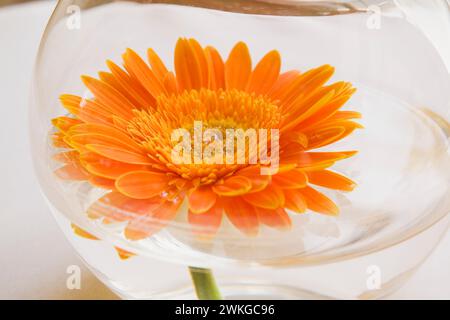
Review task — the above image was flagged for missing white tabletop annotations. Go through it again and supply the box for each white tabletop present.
[0,0,448,300]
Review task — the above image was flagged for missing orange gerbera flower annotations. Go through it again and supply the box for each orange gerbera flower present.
[52,38,361,241]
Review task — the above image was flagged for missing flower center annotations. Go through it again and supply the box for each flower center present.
[127,88,282,183]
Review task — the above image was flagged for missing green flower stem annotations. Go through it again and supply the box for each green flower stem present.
[189,267,222,300]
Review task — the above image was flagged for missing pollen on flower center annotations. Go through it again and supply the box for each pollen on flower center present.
[126,88,282,182]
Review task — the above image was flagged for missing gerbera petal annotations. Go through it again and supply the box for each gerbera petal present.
[111,115,130,132]
[99,71,130,100]
[71,224,99,240]
[81,76,135,119]
[300,186,339,215]
[276,64,334,107]
[188,186,217,214]
[188,38,209,88]
[115,247,135,260]
[280,131,308,149]
[115,171,170,199]
[88,176,115,190]
[147,48,169,79]
[235,165,271,193]
[222,197,259,236]
[284,188,307,213]
[297,88,355,129]
[60,95,114,125]
[175,38,203,91]
[87,191,161,221]
[328,111,362,121]
[106,60,155,108]
[124,199,181,240]
[212,176,252,196]
[225,41,252,90]
[67,123,143,153]
[81,153,144,179]
[69,133,141,155]
[294,65,335,98]
[52,132,70,148]
[188,205,223,237]
[281,87,336,132]
[255,207,292,231]
[283,151,357,168]
[78,104,113,125]
[272,169,308,189]
[305,126,346,149]
[242,184,285,209]
[53,150,79,164]
[305,121,362,149]
[86,144,153,165]
[246,50,281,95]
[52,114,81,133]
[205,46,225,90]
[162,72,178,94]
[122,48,166,98]
[307,170,356,191]
[59,95,83,116]
[55,164,89,180]
[269,70,300,99]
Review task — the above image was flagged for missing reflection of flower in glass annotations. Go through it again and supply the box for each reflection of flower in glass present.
[52,38,361,240]
[71,223,135,260]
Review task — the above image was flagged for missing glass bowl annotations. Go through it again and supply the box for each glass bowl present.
[30,0,450,299]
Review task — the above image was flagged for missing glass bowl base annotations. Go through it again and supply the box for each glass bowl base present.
[115,283,335,300]
[109,281,410,300]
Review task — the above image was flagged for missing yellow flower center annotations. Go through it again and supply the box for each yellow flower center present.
[127,88,282,184]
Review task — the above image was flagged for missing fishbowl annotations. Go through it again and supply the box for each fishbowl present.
[30,0,450,299]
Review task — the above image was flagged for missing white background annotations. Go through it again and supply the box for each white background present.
[0,1,448,299]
